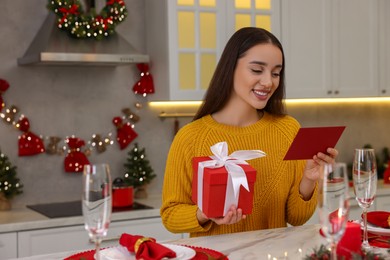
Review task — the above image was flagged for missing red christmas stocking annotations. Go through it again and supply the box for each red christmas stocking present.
[112,117,138,150]
[64,137,90,173]
[132,63,155,95]
[17,117,45,156]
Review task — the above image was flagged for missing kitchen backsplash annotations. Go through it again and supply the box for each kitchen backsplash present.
[0,0,389,208]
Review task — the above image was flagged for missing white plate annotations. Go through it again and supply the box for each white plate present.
[99,244,196,260]
[355,220,390,236]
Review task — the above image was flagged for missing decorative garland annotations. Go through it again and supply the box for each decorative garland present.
[0,78,142,173]
[47,0,127,40]
[304,244,388,260]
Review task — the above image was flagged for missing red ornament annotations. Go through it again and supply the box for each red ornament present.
[64,137,90,173]
[112,117,138,150]
[0,79,10,112]
[132,63,155,96]
[17,117,45,156]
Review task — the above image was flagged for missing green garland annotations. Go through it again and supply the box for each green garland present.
[304,244,389,260]
[47,0,127,40]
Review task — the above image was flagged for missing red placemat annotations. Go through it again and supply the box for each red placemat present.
[64,249,95,260]
[184,245,228,260]
[64,245,228,260]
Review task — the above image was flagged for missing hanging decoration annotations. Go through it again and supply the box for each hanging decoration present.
[112,117,138,150]
[0,78,145,173]
[132,63,155,96]
[16,117,46,156]
[47,0,128,40]
[0,79,9,112]
[64,137,90,173]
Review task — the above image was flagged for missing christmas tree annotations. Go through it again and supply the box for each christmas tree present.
[0,150,23,199]
[123,143,156,188]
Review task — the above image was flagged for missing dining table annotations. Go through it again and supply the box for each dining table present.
[9,223,390,260]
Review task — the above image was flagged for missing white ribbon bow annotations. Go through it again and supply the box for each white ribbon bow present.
[197,142,266,216]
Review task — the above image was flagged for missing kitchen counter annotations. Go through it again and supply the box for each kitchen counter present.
[1,181,389,234]
[0,195,162,234]
[10,224,390,260]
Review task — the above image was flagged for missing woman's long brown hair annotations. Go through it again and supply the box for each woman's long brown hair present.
[193,27,286,121]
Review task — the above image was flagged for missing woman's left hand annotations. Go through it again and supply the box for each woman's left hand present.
[303,147,339,182]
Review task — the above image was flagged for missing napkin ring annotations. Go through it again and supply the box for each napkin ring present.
[134,237,155,253]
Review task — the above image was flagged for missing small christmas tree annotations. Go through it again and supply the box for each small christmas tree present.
[123,143,156,189]
[0,150,23,199]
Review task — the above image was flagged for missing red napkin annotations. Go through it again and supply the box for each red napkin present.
[365,211,390,228]
[119,233,177,260]
[319,222,362,258]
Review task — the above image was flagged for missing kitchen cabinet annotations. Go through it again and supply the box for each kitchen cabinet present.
[0,232,17,259]
[281,0,382,99]
[17,217,182,257]
[145,0,281,101]
[375,195,390,211]
[379,0,390,97]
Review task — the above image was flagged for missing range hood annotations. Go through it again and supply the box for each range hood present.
[17,13,149,66]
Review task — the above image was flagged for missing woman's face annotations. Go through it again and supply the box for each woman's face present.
[232,43,283,110]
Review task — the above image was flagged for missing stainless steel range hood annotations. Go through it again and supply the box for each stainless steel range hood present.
[17,13,149,66]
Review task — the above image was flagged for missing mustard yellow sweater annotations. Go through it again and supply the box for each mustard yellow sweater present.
[160,113,317,237]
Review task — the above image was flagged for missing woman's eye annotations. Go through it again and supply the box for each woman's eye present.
[272,72,280,77]
[251,69,263,74]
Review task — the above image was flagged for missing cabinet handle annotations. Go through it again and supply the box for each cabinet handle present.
[327,90,332,95]
[334,90,339,95]
[382,89,387,94]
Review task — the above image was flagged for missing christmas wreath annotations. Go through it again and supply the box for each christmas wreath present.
[47,0,127,40]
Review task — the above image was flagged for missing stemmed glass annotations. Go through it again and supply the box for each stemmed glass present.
[82,164,112,260]
[352,148,377,250]
[318,162,350,260]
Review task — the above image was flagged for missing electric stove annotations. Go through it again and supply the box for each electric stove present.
[27,200,153,218]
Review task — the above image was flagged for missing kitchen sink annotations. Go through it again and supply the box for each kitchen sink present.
[27,200,153,218]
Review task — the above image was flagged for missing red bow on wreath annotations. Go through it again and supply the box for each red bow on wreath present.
[64,137,90,173]
[133,63,155,96]
[112,117,138,150]
[17,117,46,156]
[0,79,10,112]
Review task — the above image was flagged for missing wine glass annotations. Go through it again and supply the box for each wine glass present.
[352,148,377,250]
[318,162,350,260]
[82,164,112,260]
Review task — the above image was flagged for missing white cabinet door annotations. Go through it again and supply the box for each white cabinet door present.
[17,217,182,257]
[282,0,380,98]
[375,195,390,211]
[330,0,379,98]
[0,232,17,259]
[379,0,390,97]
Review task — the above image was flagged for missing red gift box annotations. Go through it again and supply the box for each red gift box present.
[192,156,257,218]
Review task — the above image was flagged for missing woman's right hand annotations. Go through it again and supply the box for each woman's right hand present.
[197,205,246,225]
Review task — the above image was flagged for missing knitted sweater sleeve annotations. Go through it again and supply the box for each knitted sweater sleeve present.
[160,122,212,234]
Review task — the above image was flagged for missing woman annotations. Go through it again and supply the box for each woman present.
[160,27,338,237]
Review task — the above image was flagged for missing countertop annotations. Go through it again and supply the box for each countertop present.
[1,181,389,234]
[10,224,390,260]
[0,195,162,234]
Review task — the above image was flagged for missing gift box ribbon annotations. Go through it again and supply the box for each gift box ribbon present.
[197,142,266,216]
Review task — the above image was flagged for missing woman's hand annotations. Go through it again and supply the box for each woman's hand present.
[304,147,339,182]
[197,205,246,226]
[299,147,339,200]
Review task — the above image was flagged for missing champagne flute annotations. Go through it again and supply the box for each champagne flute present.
[318,163,350,260]
[352,148,377,250]
[82,164,112,260]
